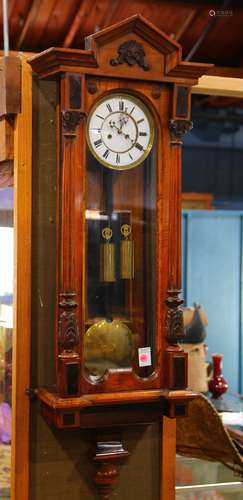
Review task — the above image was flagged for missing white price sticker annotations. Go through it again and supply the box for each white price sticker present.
[138,347,152,367]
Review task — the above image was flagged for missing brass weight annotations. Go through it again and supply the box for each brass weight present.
[120,224,134,279]
[100,227,116,282]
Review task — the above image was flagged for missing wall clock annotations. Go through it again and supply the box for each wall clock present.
[28,14,211,500]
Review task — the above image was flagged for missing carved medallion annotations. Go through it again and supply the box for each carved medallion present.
[110,40,150,71]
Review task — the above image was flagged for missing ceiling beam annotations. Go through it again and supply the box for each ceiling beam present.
[174,9,197,42]
[16,0,56,50]
[63,0,90,48]
[207,66,243,78]
[100,0,120,30]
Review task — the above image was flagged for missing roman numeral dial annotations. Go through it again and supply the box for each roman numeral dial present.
[87,93,154,170]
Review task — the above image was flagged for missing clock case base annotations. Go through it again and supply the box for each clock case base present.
[38,388,195,429]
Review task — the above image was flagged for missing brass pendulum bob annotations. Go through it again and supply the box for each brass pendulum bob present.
[100,227,116,282]
[120,224,134,279]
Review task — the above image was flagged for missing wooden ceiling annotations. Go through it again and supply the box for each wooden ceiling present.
[1,0,243,67]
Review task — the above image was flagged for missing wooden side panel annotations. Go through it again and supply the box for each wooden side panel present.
[12,55,32,500]
[31,77,57,390]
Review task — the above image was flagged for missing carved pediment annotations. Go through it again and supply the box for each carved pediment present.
[84,14,181,81]
[28,14,212,84]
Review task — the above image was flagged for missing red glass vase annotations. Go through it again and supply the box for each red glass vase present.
[208,353,228,399]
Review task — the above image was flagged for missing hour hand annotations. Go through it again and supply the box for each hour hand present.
[109,120,120,132]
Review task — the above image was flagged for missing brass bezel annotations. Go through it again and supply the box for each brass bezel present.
[86,92,155,170]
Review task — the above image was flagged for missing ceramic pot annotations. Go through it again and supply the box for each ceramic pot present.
[208,353,228,399]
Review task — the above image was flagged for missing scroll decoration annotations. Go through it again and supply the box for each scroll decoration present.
[110,40,150,71]
[58,291,79,352]
[165,287,185,344]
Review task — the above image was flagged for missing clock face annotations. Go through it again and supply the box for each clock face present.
[86,93,154,170]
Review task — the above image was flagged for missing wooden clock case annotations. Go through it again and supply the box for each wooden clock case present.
[28,15,211,497]
[28,14,212,426]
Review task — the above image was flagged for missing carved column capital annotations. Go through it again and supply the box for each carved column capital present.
[62,110,86,136]
[169,118,193,145]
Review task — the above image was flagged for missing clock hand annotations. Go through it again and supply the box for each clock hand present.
[109,121,122,134]
[109,121,135,144]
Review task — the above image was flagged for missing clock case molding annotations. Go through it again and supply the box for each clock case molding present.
[28,15,212,430]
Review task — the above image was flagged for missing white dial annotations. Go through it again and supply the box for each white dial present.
[86,93,154,170]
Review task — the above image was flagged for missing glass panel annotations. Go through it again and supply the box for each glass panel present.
[0,187,13,498]
[84,140,157,381]
[176,456,243,499]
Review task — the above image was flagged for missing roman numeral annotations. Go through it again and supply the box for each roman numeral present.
[139,132,147,136]
[130,106,135,115]
[94,138,102,148]
[119,101,124,111]
[106,103,112,113]
[116,153,120,164]
[129,153,133,160]
[103,149,109,159]
[135,143,144,151]
[137,118,144,125]
[96,114,104,120]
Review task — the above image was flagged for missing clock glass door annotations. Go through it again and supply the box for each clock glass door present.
[84,93,157,382]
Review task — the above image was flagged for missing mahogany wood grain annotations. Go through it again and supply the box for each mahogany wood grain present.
[37,387,196,410]
[12,54,32,500]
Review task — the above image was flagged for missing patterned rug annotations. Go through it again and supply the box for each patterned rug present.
[0,443,10,498]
